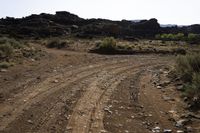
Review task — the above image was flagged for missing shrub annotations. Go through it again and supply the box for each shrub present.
[176,33,185,40]
[0,43,13,58]
[98,37,117,51]
[0,62,12,68]
[156,33,200,43]
[188,33,200,43]
[0,37,24,49]
[176,54,200,82]
[47,39,68,49]
[155,34,161,39]
[176,54,200,109]
[0,37,24,59]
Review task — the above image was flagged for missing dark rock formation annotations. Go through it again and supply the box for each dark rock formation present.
[0,11,199,39]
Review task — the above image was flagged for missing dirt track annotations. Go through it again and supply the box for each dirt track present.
[0,48,199,133]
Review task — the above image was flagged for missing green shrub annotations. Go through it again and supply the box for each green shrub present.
[156,33,200,43]
[98,37,117,51]
[0,37,24,59]
[0,62,12,68]
[0,43,13,58]
[176,33,185,40]
[188,33,200,43]
[155,34,161,39]
[47,39,68,49]
[0,37,24,49]
[176,54,200,108]
[176,54,200,82]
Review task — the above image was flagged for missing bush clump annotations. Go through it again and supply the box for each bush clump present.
[176,54,200,109]
[46,39,68,49]
[0,62,13,68]
[155,33,185,41]
[0,37,23,59]
[98,37,117,51]
[155,33,200,43]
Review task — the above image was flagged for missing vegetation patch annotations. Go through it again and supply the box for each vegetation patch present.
[90,37,186,55]
[0,62,13,68]
[0,37,25,59]
[46,39,68,49]
[175,54,200,110]
[155,33,200,44]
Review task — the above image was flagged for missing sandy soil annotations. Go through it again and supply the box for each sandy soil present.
[0,44,199,133]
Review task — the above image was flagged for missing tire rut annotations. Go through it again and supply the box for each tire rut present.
[1,60,139,132]
[66,62,157,133]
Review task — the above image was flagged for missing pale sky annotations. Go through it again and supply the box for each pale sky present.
[0,0,199,25]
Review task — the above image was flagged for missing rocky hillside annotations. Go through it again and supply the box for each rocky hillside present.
[0,11,199,39]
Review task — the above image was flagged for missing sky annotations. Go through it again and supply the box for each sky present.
[0,0,200,25]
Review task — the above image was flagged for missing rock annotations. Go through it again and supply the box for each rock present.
[152,126,161,133]
[31,58,35,62]
[66,127,73,130]
[183,97,188,101]
[100,130,107,133]
[162,95,174,101]
[175,119,188,127]
[125,130,129,133]
[27,119,33,124]
[176,85,183,91]
[163,129,172,133]
[160,81,171,87]
[186,126,193,132]
[148,114,153,117]
[176,130,184,133]
[53,80,59,83]
[131,115,135,119]
[0,69,8,72]
[104,107,112,114]
[157,86,162,89]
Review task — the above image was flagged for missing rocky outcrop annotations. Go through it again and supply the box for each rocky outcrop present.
[0,11,199,39]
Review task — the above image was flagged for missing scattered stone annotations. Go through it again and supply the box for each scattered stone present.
[0,69,8,72]
[186,126,193,132]
[152,126,161,133]
[157,86,162,89]
[163,71,169,74]
[148,114,153,117]
[175,119,188,127]
[31,58,35,62]
[100,130,107,133]
[125,130,129,133]
[176,130,184,133]
[160,81,171,87]
[131,115,135,119]
[163,129,172,133]
[53,80,59,83]
[183,97,188,102]
[27,119,33,124]
[104,107,112,114]
[162,95,174,101]
[118,124,123,127]
[176,85,183,91]
[66,127,73,130]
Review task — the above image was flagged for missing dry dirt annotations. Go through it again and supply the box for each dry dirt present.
[0,44,199,133]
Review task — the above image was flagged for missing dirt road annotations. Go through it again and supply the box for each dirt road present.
[0,48,199,133]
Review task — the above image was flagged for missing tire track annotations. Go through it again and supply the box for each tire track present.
[66,62,154,133]
[1,60,139,132]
